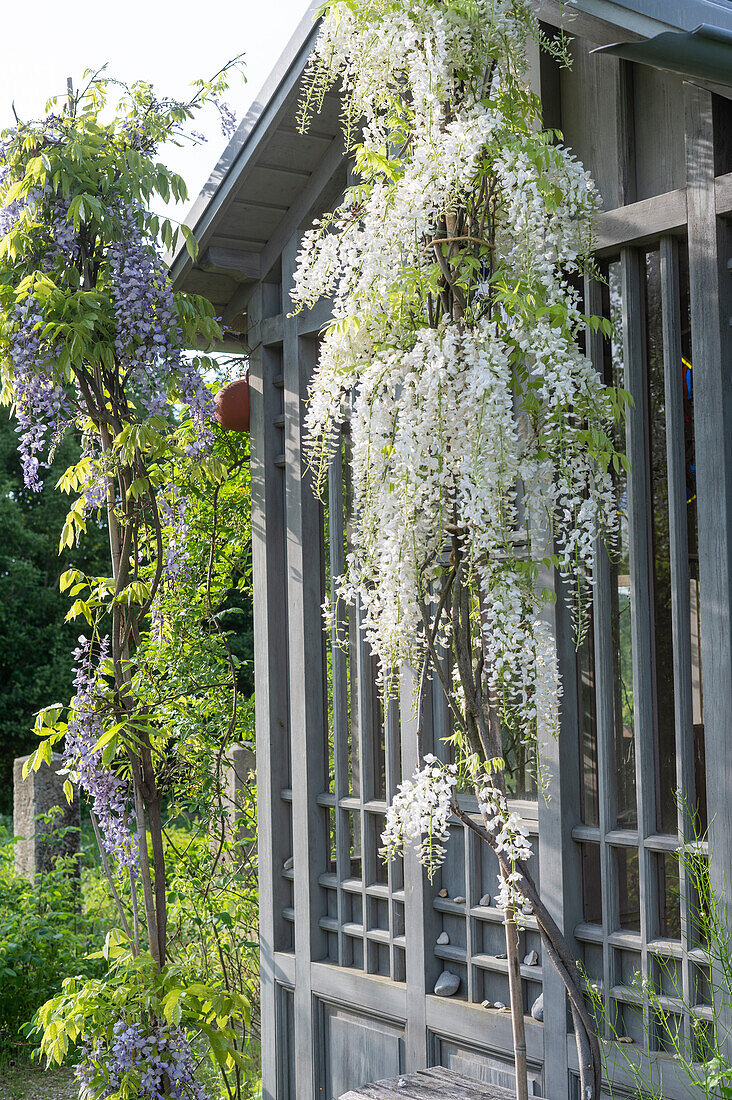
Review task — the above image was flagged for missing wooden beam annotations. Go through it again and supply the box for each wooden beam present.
[595,188,688,254]
[592,171,732,256]
[339,1066,517,1099]
[199,246,261,281]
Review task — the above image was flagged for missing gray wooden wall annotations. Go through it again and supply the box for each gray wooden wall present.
[250,27,732,1100]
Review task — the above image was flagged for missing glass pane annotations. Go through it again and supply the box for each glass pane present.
[503,724,538,800]
[645,249,677,835]
[658,852,681,939]
[608,262,638,829]
[578,613,599,826]
[679,249,707,834]
[581,842,603,924]
[616,847,641,932]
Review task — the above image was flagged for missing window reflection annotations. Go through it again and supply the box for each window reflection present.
[645,249,677,834]
[609,262,638,829]
[617,847,641,932]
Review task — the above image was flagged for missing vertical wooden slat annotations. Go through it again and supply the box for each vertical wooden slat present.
[537,576,580,1100]
[621,246,655,1035]
[616,59,637,208]
[659,235,694,1031]
[329,436,349,968]
[385,690,402,980]
[356,611,374,969]
[283,235,328,1100]
[401,666,430,1070]
[585,273,619,1035]
[684,82,732,1055]
[250,282,292,1100]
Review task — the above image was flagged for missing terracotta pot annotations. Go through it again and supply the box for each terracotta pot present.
[214,375,250,432]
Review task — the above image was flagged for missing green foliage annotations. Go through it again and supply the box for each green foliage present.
[0,812,109,1055]
[0,62,259,1098]
[0,409,108,813]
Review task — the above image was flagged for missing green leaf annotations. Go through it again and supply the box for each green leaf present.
[181,224,198,260]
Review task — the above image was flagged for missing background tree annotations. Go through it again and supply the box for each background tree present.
[0,407,108,812]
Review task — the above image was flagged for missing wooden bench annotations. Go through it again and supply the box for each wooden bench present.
[339,1066,523,1098]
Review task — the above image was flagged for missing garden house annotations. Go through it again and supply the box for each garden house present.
[170,2,732,1097]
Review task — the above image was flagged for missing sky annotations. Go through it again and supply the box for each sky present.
[0,0,314,221]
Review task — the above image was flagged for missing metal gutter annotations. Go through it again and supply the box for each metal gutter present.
[593,22,732,88]
[569,0,732,35]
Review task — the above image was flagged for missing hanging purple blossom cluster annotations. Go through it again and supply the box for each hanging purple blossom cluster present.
[211,96,237,138]
[63,635,138,872]
[7,296,71,491]
[160,484,191,584]
[107,200,215,451]
[75,1018,208,1100]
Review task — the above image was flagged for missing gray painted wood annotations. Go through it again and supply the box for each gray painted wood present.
[621,245,655,1039]
[250,282,293,1100]
[633,68,685,201]
[178,11,732,1098]
[538,573,583,1100]
[585,274,619,1037]
[283,233,329,1100]
[339,1066,520,1099]
[659,235,695,1018]
[329,434,349,968]
[684,82,732,1057]
[400,666,430,1070]
[594,188,688,255]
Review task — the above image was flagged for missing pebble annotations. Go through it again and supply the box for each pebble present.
[438,888,448,898]
[283,856,294,871]
[523,950,539,966]
[617,1036,633,1044]
[531,993,544,1021]
[481,999,494,1009]
[494,1001,506,1010]
[434,970,460,997]
[479,893,492,907]
[453,895,466,905]
[494,952,507,960]
[436,931,450,946]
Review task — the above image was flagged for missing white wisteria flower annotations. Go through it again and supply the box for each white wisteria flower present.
[295,0,621,783]
[380,756,458,881]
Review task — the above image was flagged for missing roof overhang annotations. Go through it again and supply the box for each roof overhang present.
[170,0,732,341]
[168,1,345,343]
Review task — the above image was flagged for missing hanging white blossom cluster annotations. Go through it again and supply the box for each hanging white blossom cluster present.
[381,755,457,881]
[477,782,533,914]
[294,1,621,752]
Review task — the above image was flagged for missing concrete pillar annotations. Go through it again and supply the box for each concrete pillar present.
[13,753,80,880]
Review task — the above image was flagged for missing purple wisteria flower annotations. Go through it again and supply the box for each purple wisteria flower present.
[63,635,138,872]
[107,200,215,448]
[212,97,237,139]
[160,484,191,585]
[75,1018,208,1100]
[7,296,71,491]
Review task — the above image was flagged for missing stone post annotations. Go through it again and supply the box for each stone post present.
[13,753,80,880]
[223,743,256,864]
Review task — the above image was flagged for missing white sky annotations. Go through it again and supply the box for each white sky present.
[0,0,314,222]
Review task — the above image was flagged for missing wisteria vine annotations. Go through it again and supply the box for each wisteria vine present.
[1,68,249,1099]
[295,3,619,1097]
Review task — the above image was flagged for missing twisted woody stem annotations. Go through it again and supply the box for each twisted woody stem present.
[452,802,601,1100]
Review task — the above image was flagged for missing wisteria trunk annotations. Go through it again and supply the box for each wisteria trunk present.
[503,895,529,1100]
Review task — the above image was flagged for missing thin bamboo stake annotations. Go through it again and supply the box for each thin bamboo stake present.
[503,887,529,1100]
